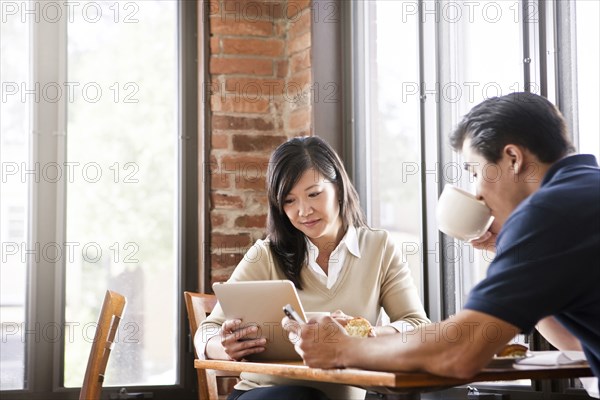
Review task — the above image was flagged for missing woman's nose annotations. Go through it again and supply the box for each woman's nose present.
[298,200,312,217]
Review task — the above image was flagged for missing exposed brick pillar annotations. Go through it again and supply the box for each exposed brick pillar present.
[206,0,313,285]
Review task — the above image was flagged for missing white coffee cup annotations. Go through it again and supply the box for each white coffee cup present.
[436,184,494,241]
[305,312,330,321]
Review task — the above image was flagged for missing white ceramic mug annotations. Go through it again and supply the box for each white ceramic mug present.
[436,184,494,241]
[304,312,330,321]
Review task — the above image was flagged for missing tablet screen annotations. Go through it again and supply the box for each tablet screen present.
[212,280,306,361]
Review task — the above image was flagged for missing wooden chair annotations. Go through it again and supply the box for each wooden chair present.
[80,290,127,400]
[184,291,240,400]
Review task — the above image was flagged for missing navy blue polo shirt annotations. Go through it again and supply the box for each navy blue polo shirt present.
[465,154,600,386]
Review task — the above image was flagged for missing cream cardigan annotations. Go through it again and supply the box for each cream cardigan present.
[197,227,429,399]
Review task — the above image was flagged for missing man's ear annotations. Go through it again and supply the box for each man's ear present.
[503,144,524,174]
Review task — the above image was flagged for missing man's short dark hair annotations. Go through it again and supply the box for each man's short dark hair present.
[450,92,575,163]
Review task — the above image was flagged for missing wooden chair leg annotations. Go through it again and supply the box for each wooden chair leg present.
[197,368,219,400]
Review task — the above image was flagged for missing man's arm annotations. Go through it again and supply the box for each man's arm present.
[536,316,583,351]
[287,309,520,379]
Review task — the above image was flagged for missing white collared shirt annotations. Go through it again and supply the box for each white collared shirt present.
[306,226,415,333]
[305,225,360,289]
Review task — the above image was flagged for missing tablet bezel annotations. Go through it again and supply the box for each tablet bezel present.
[212,280,307,361]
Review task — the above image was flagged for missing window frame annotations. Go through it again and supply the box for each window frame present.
[345,0,594,398]
[1,2,199,399]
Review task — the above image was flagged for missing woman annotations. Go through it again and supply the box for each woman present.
[196,136,429,400]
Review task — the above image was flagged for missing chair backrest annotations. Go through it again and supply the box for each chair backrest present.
[80,290,127,400]
[184,291,239,400]
[184,292,218,336]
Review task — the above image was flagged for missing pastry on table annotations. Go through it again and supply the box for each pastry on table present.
[344,317,375,337]
[496,343,528,357]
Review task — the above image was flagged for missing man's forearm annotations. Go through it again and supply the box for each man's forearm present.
[341,311,520,379]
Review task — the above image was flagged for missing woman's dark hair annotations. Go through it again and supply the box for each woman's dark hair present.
[266,136,367,289]
[450,92,575,163]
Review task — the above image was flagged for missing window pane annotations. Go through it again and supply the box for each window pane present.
[447,0,523,305]
[453,0,523,119]
[0,7,30,391]
[63,1,178,387]
[446,0,527,387]
[576,0,600,160]
[367,0,423,296]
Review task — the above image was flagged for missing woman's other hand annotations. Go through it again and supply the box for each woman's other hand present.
[206,319,266,361]
[330,309,353,327]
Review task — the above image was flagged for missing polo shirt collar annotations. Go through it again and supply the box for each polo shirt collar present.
[542,154,599,186]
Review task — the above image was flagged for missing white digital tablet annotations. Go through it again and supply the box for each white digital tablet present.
[212,280,307,361]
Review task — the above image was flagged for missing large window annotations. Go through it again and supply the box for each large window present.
[355,0,424,299]
[575,0,600,161]
[0,1,197,398]
[63,1,178,387]
[353,0,598,397]
[1,5,30,390]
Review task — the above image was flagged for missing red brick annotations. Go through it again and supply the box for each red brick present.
[205,78,224,100]
[212,115,274,131]
[211,192,244,209]
[211,172,232,189]
[221,155,270,168]
[205,0,220,17]
[235,214,267,228]
[220,155,270,186]
[210,57,273,76]
[210,16,273,36]
[287,69,312,91]
[290,47,311,74]
[286,0,311,19]
[201,156,220,186]
[210,37,220,54]
[276,60,289,78]
[210,264,237,281]
[225,77,286,97]
[288,7,311,38]
[211,251,244,270]
[249,193,269,208]
[211,233,252,250]
[232,134,286,152]
[274,20,287,37]
[237,175,267,190]
[288,108,311,131]
[211,266,236,284]
[288,31,311,54]
[222,38,284,57]
[211,133,230,149]
[212,95,270,114]
[211,212,227,228]
[221,0,285,20]
[256,1,285,20]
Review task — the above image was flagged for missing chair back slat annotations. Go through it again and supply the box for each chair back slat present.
[80,290,127,400]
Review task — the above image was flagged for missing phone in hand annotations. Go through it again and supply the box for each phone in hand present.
[283,304,306,325]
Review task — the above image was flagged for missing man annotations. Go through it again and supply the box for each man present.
[283,92,600,395]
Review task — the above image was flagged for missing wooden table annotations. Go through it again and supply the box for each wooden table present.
[195,352,593,399]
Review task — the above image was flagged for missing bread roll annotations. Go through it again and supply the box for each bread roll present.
[497,343,528,357]
[344,317,374,338]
